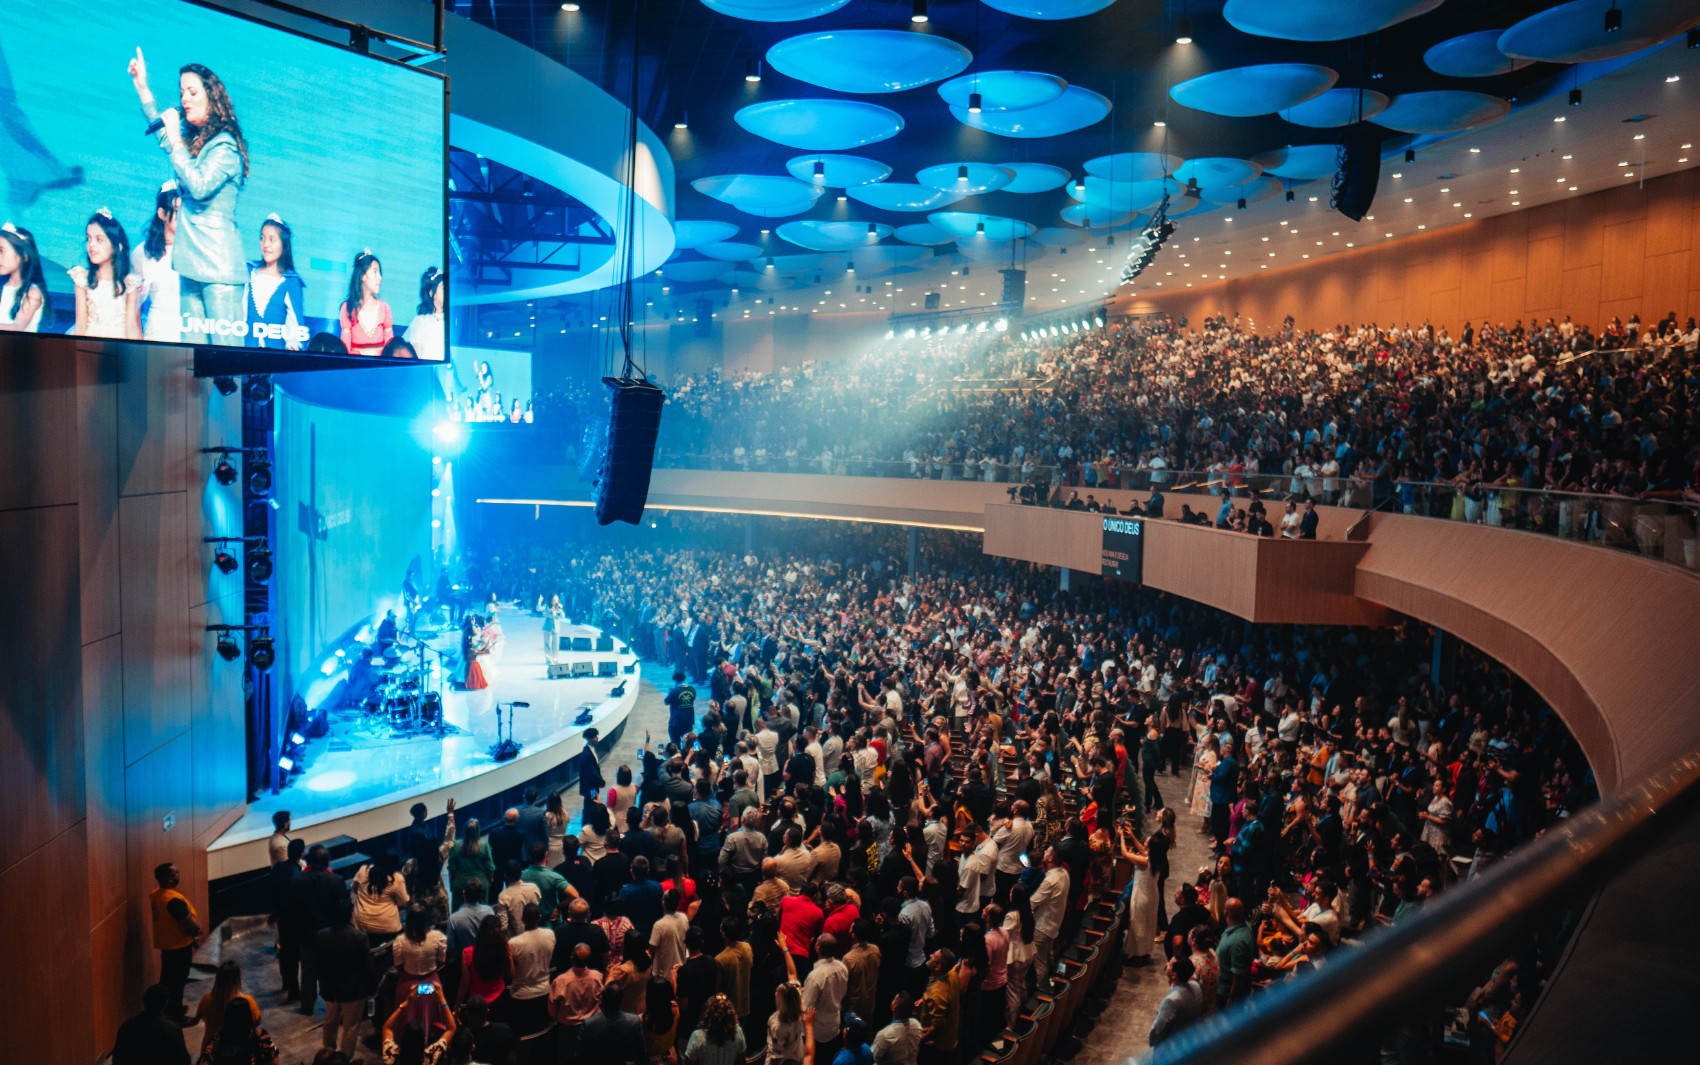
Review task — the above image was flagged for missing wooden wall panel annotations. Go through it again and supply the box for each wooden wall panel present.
[0,822,95,1065]
[1144,521,1261,618]
[1118,169,1700,333]
[115,344,190,500]
[123,732,201,989]
[0,504,86,880]
[84,634,128,926]
[119,492,192,767]
[0,339,79,512]
[78,351,121,646]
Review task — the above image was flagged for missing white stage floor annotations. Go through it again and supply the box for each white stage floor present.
[209,613,639,878]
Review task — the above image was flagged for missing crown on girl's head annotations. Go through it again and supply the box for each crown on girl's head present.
[0,221,16,235]
[266,213,287,226]
[96,206,115,220]
[160,179,179,193]
[361,247,374,257]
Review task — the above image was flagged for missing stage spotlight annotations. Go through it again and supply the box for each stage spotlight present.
[1604,3,1621,32]
[674,112,689,130]
[813,159,825,181]
[433,421,464,445]
[215,633,241,661]
[213,375,238,396]
[1237,196,1247,210]
[278,755,294,772]
[291,731,307,746]
[245,375,274,403]
[247,458,273,495]
[976,221,986,235]
[1175,18,1193,44]
[249,635,276,671]
[911,0,928,24]
[212,549,239,576]
[561,3,580,10]
[968,92,983,114]
[957,164,970,181]
[1286,189,1296,202]
[1404,149,1416,163]
[745,59,762,83]
[214,457,238,486]
[867,222,878,235]
[247,543,273,583]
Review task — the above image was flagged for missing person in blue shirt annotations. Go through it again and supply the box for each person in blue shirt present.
[831,1014,873,1065]
[1208,742,1240,850]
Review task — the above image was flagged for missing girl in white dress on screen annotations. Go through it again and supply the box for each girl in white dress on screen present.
[0,222,47,332]
[404,266,447,362]
[132,181,181,342]
[68,208,141,340]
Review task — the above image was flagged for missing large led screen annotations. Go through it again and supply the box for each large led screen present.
[0,0,446,359]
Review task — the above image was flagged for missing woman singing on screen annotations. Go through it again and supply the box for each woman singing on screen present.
[132,180,181,342]
[0,221,46,333]
[404,266,446,362]
[244,214,305,350]
[127,49,248,345]
[339,250,393,355]
[68,208,141,340]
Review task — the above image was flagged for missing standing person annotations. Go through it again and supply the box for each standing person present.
[1027,849,1068,981]
[550,943,605,1060]
[351,851,409,947]
[242,214,305,349]
[338,250,393,355]
[126,49,248,345]
[801,935,849,1065]
[68,208,141,339]
[112,985,191,1065]
[576,729,608,821]
[764,983,812,1065]
[447,820,496,904]
[191,960,259,1053]
[269,838,305,1003]
[871,992,922,1065]
[542,596,563,658]
[0,221,47,332]
[133,180,180,341]
[667,671,699,749]
[683,994,746,1065]
[582,982,647,1065]
[545,790,572,867]
[316,897,377,1059]
[508,902,557,1039]
[149,862,200,1025]
[266,812,292,866]
[197,999,279,1065]
[1000,889,1035,1028]
[916,950,960,1065]
[1147,955,1201,1047]
[1208,741,1240,851]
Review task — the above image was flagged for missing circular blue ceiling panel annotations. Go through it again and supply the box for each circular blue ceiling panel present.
[1198,175,1284,206]
[767,253,829,276]
[1170,63,1337,118]
[699,0,853,22]
[1059,203,1134,229]
[917,162,1017,195]
[817,220,895,244]
[698,241,764,261]
[1498,0,1700,63]
[1172,157,1262,189]
[851,245,932,271]
[958,239,1022,264]
[1375,91,1510,134]
[1068,175,1170,212]
[1000,162,1073,193]
[735,99,905,150]
[1084,152,1181,182]
[848,182,966,211]
[928,212,1037,241]
[768,30,971,93]
[1280,87,1389,128]
[776,221,855,251]
[691,174,825,217]
[1224,0,1441,42]
[1423,30,1533,78]
[952,85,1112,138]
[938,70,1068,112]
[673,220,741,249]
[895,223,958,246]
[979,0,1119,20]
[1253,144,1342,181]
[784,153,893,188]
[1031,226,1085,248]
[661,259,736,283]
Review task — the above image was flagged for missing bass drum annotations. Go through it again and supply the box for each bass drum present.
[420,691,442,726]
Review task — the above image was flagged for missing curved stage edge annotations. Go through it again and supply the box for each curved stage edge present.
[209,615,639,880]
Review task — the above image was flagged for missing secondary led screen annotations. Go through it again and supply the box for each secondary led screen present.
[0,0,446,359]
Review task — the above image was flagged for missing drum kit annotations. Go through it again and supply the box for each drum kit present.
[363,635,453,736]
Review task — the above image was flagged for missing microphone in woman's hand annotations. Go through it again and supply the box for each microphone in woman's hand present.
[144,107,178,136]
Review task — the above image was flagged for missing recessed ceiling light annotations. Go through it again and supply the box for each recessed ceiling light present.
[1511,200,1520,205]
[1510,167,1520,173]
[1392,172,1403,179]
[560,2,580,10]
[1554,116,1566,123]
[1667,75,1681,83]
[1569,185,1578,191]
[1153,118,1166,128]
[1469,147,1481,153]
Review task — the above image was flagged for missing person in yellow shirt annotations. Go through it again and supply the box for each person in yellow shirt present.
[150,862,201,1024]
[917,949,960,1065]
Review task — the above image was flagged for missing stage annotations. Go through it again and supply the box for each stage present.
[208,613,639,879]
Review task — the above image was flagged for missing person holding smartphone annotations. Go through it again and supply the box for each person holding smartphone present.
[381,980,457,1064]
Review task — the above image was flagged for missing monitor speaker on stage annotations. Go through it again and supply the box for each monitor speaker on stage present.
[595,634,614,652]
[1332,131,1381,223]
[593,376,667,526]
[598,661,618,677]
[572,636,593,652]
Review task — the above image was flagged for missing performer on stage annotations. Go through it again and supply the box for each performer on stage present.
[132,181,181,342]
[128,49,249,346]
[459,616,489,692]
[68,208,141,339]
[404,266,447,362]
[542,596,564,658]
[0,221,46,333]
[244,214,305,349]
[338,250,393,356]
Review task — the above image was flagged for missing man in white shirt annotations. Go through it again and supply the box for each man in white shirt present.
[803,934,850,1058]
[992,801,1035,901]
[872,992,924,1065]
[753,719,781,800]
[1029,848,1070,977]
[496,863,542,938]
[507,902,556,1026]
[650,888,690,975]
[955,825,996,920]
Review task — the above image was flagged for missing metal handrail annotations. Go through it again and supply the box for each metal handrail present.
[1136,743,1700,1065]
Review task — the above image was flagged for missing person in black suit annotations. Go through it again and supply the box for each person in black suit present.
[270,838,305,1001]
[488,809,528,873]
[1299,499,1320,540]
[517,788,549,855]
[111,985,191,1065]
[283,846,347,1013]
[575,728,606,818]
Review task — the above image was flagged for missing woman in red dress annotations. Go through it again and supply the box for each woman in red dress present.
[460,616,489,691]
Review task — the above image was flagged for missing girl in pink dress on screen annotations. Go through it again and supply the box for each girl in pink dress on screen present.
[338,249,392,355]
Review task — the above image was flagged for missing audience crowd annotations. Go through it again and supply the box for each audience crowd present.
[121,519,1597,1065]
